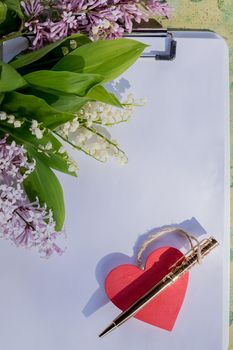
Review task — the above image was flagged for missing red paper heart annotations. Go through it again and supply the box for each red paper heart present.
[105,247,189,331]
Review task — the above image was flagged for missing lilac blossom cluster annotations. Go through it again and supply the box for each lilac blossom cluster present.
[21,0,172,48]
[0,136,64,258]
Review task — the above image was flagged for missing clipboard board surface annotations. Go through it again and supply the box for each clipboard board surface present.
[0,31,229,350]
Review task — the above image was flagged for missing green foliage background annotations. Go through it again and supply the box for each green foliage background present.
[160,0,233,347]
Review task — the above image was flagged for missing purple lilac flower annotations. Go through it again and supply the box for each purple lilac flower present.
[20,0,172,49]
[0,136,64,258]
[147,0,172,19]
[20,0,43,17]
[112,1,147,33]
[0,135,34,184]
[0,185,64,257]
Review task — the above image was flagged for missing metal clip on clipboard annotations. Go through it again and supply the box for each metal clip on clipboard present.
[129,29,177,61]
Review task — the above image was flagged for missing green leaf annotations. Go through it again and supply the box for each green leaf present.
[26,87,88,113]
[87,85,122,107]
[0,121,76,176]
[0,61,27,92]
[0,13,20,37]
[2,91,76,128]
[24,70,104,97]
[10,34,91,71]
[23,147,65,231]
[5,0,23,18]
[0,92,5,104]
[0,2,7,24]
[0,0,22,37]
[10,42,63,70]
[49,94,88,113]
[53,38,147,82]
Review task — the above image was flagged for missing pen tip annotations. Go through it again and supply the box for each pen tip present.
[99,323,116,338]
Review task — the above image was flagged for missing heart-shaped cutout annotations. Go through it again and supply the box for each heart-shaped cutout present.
[105,247,189,331]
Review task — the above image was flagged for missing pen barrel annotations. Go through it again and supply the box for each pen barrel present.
[113,237,218,327]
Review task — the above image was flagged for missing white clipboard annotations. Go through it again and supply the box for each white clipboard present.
[0,31,230,350]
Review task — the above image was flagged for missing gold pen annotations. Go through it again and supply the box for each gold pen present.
[99,236,218,337]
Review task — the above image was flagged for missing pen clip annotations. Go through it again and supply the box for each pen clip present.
[169,237,219,272]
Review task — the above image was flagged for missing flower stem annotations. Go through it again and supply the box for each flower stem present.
[84,126,126,155]
[53,131,104,163]
[15,209,35,230]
